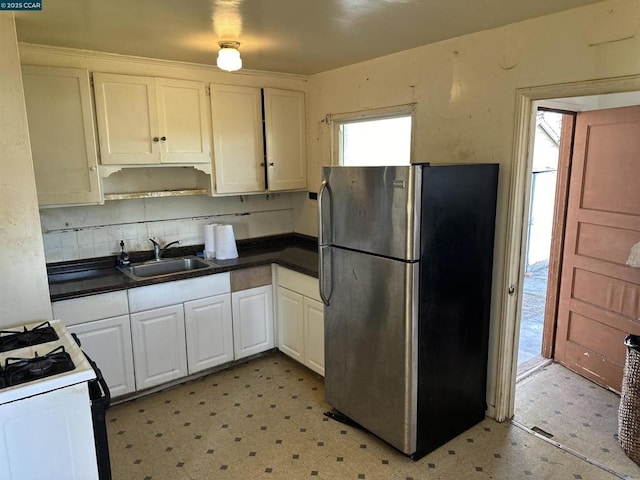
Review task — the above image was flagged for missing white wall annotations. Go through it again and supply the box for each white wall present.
[0,14,52,327]
[300,0,640,412]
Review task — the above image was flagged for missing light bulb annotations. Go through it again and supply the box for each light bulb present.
[217,43,242,72]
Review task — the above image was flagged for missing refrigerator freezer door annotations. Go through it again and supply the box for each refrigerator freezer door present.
[321,166,421,261]
[324,246,418,454]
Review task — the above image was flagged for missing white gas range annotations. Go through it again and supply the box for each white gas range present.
[0,320,105,480]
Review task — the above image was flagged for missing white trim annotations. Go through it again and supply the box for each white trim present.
[329,103,416,123]
[18,42,309,81]
[494,74,640,422]
[329,103,416,166]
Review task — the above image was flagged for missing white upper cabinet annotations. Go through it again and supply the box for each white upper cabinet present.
[210,84,306,194]
[210,84,265,193]
[21,66,102,206]
[93,73,210,165]
[263,88,306,191]
[156,77,211,164]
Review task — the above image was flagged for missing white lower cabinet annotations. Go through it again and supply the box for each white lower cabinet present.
[184,294,234,374]
[276,267,325,376]
[128,273,231,390]
[303,297,325,376]
[53,291,135,398]
[276,286,304,362]
[232,285,274,359]
[130,304,188,390]
[67,315,136,397]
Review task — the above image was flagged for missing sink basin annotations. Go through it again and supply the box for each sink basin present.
[119,256,216,280]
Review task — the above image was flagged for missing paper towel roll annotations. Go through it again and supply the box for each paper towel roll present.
[214,224,238,260]
[204,224,218,257]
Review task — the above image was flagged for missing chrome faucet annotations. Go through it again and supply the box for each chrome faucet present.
[149,238,181,260]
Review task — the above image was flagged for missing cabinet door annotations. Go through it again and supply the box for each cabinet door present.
[264,88,306,191]
[93,73,160,165]
[276,286,304,362]
[67,315,136,397]
[210,84,265,193]
[21,66,101,206]
[232,285,274,359]
[184,294,233,374]
[130,305,187,390]
[156,78,211,164]
[304,297,325,376]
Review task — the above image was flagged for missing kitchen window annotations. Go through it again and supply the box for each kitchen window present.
[332,104,415,166]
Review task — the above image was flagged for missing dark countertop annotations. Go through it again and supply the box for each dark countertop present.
[48,234,318,302]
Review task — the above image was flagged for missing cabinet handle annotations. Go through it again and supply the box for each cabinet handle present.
[259,162,265,167]
[153,137,159,142]
[160,136,167,141]
[269,162,275,166]
[89,166,97,172]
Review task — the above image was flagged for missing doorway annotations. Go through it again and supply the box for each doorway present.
[517,109,569,374]
[494,80,640,426]
[510,92,640,477]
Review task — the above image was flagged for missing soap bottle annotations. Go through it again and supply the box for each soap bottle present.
[118,240,130,267]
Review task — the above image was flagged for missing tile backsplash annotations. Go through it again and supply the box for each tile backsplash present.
[41,194,297,263]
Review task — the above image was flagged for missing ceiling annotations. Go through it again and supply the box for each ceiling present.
[15,0,603,75]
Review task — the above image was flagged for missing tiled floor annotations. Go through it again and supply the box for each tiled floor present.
[107,353,632,479]
[515,362,640,479]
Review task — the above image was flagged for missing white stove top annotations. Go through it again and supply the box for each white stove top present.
[0,320,95,405]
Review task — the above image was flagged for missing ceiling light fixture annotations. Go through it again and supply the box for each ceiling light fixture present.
[217,41,242,72]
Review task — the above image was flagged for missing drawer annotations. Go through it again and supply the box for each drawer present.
[277,266,320,302]
[128,272,230,313]
[53,290,129,326]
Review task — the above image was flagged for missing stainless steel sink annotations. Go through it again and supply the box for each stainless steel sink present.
[118,256,216,280]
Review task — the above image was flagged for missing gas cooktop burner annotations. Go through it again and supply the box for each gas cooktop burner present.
[0,322,59,353]
[3,345,75,388]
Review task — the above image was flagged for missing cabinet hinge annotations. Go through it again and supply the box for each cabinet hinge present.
[89,74,94,88]
[205,86,211,96]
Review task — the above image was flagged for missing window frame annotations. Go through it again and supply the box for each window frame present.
[330,103,416,166]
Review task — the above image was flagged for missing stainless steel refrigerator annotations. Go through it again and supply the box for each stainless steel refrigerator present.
[318,164,498,459]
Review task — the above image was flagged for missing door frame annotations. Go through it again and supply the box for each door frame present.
[493,74,640,422]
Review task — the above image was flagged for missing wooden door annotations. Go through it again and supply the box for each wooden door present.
[555,105,640,392]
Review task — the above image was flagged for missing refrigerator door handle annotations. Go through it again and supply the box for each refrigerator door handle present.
[318,180,330,246]
[318,179,332,305]
[319,245,332,306]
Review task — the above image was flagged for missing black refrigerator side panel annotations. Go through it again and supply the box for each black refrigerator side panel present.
[414,164,499,458]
